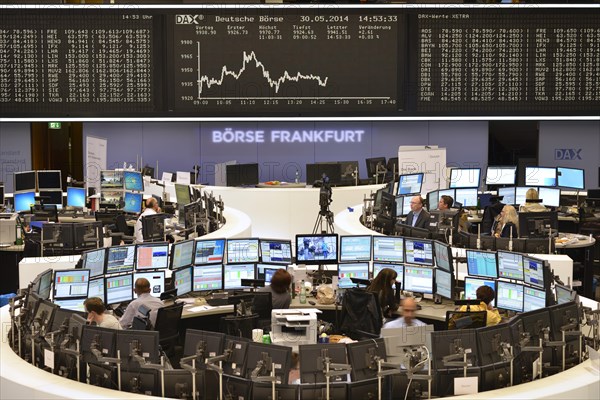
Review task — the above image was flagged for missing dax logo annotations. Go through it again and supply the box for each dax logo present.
[555,149,582,160]
[176,15,203,24]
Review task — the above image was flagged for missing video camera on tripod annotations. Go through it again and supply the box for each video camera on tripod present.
[319,175,332,214]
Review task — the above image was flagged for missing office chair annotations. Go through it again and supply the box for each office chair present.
[446,310,487,330]
[250,291,272,332]
[220,314,259,339]
[338,288,383,340]
[112,214,135,244]
[153,302,184,356]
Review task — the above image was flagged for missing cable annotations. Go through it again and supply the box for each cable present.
[404,378,414,400]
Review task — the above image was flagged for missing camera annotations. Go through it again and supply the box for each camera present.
[319,175,332,213]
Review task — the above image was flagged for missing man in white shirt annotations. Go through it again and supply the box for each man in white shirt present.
[119,278,164,329]
[382,297,425,329]
[134,197,160,243]
[84,297,122,330]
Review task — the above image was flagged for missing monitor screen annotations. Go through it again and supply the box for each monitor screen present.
[174,183,191,205]
[557,167,585,190]
[339,235,372,262]
[397,173,424,196]
[466,249,498,278]
[100,170,123,189]
[14,191,35,212]
[39,190,63,209]
[523,256,545,289]
[337,263,369,289]
[122,191,142,214]
[134,271,165,298]
[365,157,387,178]
[34,269,53,300]
[435,268,453,300]
[403,266,433,294]
[53,269,90,300]
[485,166,517,186]
[372,263,404,287]
[538,187,561,208]
[66,187,86,208]
[0,185,4,206]
[372,236,404,263]
[170,239,195,270]
[54,298,86,312]
[555,284,576,305]
[173,266,193,296]
[496,251,524,281]
[193,264,223,291]
[523,286,546,312]
[427,190,439,211]
[496,281,524,312]
[449,168,481,189]
[259,239,293,265]
[404,238,434,266]
[433,241,452,273]
[88,277,105,302]
[223,263,256,290]
[454,188,478,207]
[135,242,169,270]
[194,238,226,265]
[498,187,516,205]
[106,245,136,275]
[123,171,144,191]
[14,171,36,192]
[82,248,106,278]
[100,190,123,206]
[37,170,62,190]
[226,238,260,264]
[226,163,260,187]
[105,274,133,305]
[464,276,496,307]
[395,195,413,216]
[257,264,280,284]
[295,234,338,265]
[525,167,556,187]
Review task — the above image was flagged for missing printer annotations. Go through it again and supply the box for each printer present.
[271,308,320,351]
[0,213,18,246]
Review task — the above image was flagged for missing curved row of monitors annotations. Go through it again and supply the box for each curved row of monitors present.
[12,187,87,212]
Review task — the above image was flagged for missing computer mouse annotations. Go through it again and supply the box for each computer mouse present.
[309,301,316,306]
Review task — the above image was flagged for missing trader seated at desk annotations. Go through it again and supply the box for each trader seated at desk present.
[405,195,430,229]
[84,297,122,330]
[438,195,453,211]
[119,278,164,329]
[382,297,425,328]
[367,268,400,321]
[493,204,519,238]
[258,268,292,309]
[459,285,501,326]
[520,188,548,213]
[134,197,160,244]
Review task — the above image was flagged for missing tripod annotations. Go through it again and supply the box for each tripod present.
[313,209,335,234]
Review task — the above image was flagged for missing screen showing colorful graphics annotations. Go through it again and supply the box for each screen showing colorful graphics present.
[339,235,372,262]
[497,251,524,281]
[106,245,136,274]
[53,269,90,299]
[404,239,434,266]
[194,239,225,265]
[193,265,223,291]
[123,171,144,191]
[67,187,86,208]
[100,170,123,189]
[170,239,195,270]
[523,287,546,312]
[338,262,369,289]
[466,249,498,278]
[464,277,496,307]
[496,281,524,312]
[134,271,165,298]
[295,234,338,264]
[259,239,293,265]
[403,266,433,294]
[123,191,143,214]
[523,256,545,289]
[373,263,404,288]
[227,238,260,264]
[224,263,256,290]
[82,248,106,278]
[433,241,452,272]
[135,242,169,270]
[14,191,35,212]
[88,277,105,302]
[397,173,424,196]
[373,236,404,263]
[105,274,133,305]
[173,266,193,296]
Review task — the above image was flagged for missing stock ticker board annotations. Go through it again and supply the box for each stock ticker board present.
[0,7,598,118]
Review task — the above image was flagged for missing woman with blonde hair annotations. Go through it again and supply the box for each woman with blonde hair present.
[520,188,548,212]
[494,204,519,238]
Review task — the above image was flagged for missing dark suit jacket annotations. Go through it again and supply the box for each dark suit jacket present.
[500,222,518,238]
[405,209,430,229]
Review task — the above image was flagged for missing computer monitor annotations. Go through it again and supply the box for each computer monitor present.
[347,338,386,381]
[395,195,413,217]
[33,297,59,336]
[53,298,86,313]
[123,171,143,192]
[404,238,434,266]
[141,213,167,241]
[427,190,439,211]
[80,325,117,364]
[495,237,527,253]
[105,273,133,305]
[454,188,478,207]
[36,170,62,191]
[548,301,580,340]
[120,370,158,396]
[223,335,250,377]
[227,238,260,264]
[347,380,378,399]
[100,170,124,189]
[226,163,260,187]
[14,171,36,192]
[337,263,369,289]
[464,276,496,307]
[14,191,35,212]
[135,242,169,270]
[105,244,136,275]
[519,212,559,238]
[116,329,160,369]
[476,323,513,366]
[298,384,347,400]
[0,185,4,206]
[496,281,524,312]
[430,329,479,370]
[193,265,224,292]
[557,167,585,190]
[100,190,123,207]
[435,268,453,300]
[87,364,117,390]
[536,187,560,208]
[498,187,516,205]
[381,324,434,360]
[53,269,90,300]
[174,183,191,205]
[182,201,201,229]
[194,238,226,265]
[253,384,297,400]
[38,190,63,209]
[523,286,547,312]
[433,240,453,273]
[485,166,517,186]
[299,343,349,384]
[66,187,86,208]
[256,264,279,284]
[170,239,195,270]
[306,163,342,185]
[449,168,481,189]
[259,239,293,265]
[403,266,434,294]
[496,250,524,281]
[173,266,193,296]
[81,248,107,278]
[88,277,105,302]
[525,166,556,187]
[163,370,218,400]
[122,191,142,214]
[466,249,498,279]
[245,342,292,384]
[365,157,387,178]
[555,284,577,305]
[515,186,537,206]
[32,268,54,300]
[397,173,424,196]
[224,264,256,290]
[295,234,338,265]
[133,271,165,298]
[183,329,225,358]
[372,263,404,287]
[339,160,360,183]
[339,235,372,262]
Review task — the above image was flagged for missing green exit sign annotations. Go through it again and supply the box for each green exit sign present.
[48,122,61,129]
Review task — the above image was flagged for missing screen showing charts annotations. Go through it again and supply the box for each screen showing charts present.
[106,245,136,274]
[373,263,404,288]
[227,238,260,264]
[338,263,369,289]
[53,298,86,313]
[373,236,404,263]
[224,264,256,290]
[404,239,434,266]
[449,168,481,189]
[88,277,105,301]
[66,187,86,208]
[123,171,144,191]
[171,239,195,270]
[433,241,452,272]
[485,166,517,185]
[496,251,524,281]
[403,266,433,294]
[105,274,133,305]
[557,167,584,190]
[466,250,498,278]
[498,187,516,205]
[53,269,90,299]
[193,265,223,291]
[259,239,293,265]
[134,271,165,298]
[454,188,478,207]
[464,277,496,307]
[82,248,106,278]
[339,235,372,262]
[523,256,545,288]
[194,239,226,265]
[174,266,193,296]
[496,281,524,312]
[538,187,561,208]
[123,191,143,213]
[257,264,280,285]
[100,170,124,189]
[523,287,546,312]
[556,285,575,305]
[525,167,556,187]
[136,243,169,270]
[14,191,35,212]
[296,235,338,264]
[435,269,452,300]
[397,173,424,196]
